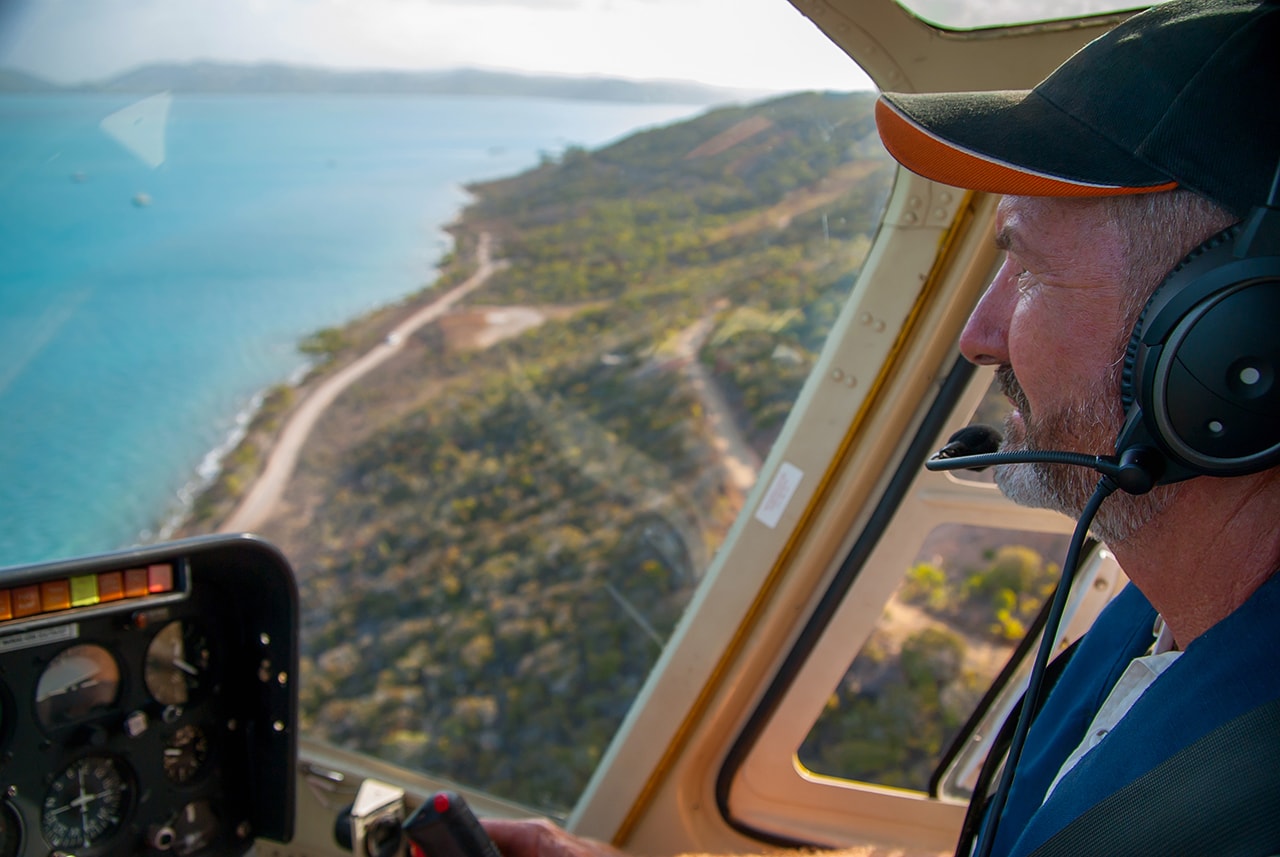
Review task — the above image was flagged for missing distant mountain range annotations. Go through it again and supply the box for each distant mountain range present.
[0,62,769,105]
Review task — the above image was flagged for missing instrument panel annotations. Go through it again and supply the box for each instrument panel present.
[0,535,297,857]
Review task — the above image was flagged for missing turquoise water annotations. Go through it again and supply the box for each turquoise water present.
[0,92,707,566]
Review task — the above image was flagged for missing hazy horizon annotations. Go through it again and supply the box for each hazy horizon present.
[0,0,875,94]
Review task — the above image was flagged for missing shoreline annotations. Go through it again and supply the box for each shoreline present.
[153,360,315,544]
[166,230,502,541]
[218,231,501,533]
[153,213,482,548]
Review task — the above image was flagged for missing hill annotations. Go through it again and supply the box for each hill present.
[0,61,763,104]
[0,68,61,92]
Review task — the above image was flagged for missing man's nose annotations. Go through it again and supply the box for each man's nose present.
[958,269,1015,366]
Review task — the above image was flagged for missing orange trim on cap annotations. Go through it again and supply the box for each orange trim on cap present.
[875,99,1177,198]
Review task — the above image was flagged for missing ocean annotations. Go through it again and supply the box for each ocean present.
[0,92,710,567]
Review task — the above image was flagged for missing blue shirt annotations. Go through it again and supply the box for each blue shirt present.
[990,571,1280,856]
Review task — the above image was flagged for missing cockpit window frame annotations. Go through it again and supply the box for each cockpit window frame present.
[714,355,978,847]
[891,0,1158,34]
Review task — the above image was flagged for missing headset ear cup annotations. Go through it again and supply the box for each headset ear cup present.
[1122,226,1240,415]
[1123,217,1280,480]
[1120,299,1151,415]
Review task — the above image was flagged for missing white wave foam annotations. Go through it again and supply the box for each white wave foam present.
[148,361,311,543]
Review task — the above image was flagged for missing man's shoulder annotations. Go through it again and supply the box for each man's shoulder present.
[1011,572,1280,855]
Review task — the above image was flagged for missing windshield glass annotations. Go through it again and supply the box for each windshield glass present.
[0,0,890,815]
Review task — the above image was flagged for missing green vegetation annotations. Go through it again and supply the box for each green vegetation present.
[967,545,1060,640]
[798,540,1061,792]
[299,327,349,364]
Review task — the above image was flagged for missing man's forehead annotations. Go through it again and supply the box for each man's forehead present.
[993,195,1107,255]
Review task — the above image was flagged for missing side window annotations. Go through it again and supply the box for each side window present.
[798,375,1120,795]
[798,523,1068,791]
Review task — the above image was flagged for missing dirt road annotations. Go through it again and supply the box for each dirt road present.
[220,233,502,533]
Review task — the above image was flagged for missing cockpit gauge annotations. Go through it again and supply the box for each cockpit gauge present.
[162,723,211,784]
[35,643,121,730]
[40,754,134,851]
[145,619,212,706]
[152,799,219,857]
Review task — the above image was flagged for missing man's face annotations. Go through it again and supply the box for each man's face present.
[958,196,1147,533]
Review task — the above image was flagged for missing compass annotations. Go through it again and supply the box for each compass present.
[41,755,134,851]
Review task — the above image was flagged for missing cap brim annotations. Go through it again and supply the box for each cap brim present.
[876,91,1179,198]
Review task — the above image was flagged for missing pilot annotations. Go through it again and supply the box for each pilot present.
[482,1,1280,855]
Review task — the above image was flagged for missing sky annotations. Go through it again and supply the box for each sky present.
[0,0,879,93]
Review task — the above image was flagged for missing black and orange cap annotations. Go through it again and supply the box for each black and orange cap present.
[876,0,1280,219]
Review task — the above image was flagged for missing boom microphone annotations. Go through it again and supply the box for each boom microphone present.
[930,424,1003,464]
[926,425,1163,495]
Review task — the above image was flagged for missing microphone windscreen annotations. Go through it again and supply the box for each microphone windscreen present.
[932,424,1003,460]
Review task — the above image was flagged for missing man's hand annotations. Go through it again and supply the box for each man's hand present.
[481,818,628,857]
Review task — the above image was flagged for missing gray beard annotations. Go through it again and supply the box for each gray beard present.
[991,366,1178,544]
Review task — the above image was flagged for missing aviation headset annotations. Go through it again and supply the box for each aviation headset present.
[1115,161,1280,489]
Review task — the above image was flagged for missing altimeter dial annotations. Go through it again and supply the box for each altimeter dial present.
[145,619,212,706]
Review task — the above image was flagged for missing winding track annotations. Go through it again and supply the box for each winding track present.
[220,233,501,534]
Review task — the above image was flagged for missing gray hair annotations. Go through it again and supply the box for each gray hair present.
[1103,190,1238,332]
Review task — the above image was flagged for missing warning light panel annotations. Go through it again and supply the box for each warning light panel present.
[0,563,179,625]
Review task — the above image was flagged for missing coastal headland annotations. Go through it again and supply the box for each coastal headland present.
[176,89,920,809]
